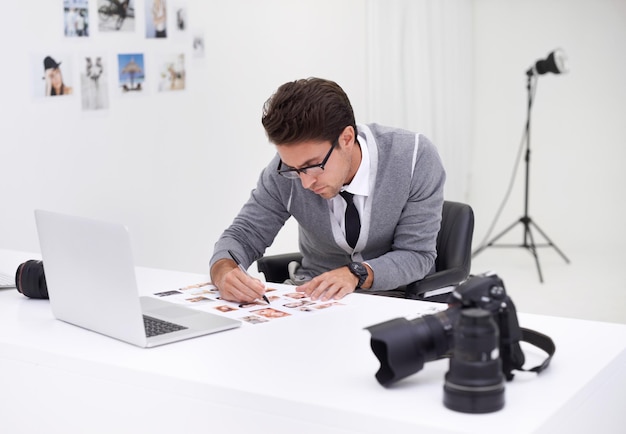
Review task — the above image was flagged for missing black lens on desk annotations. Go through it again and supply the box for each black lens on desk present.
[15,260,49,299]
[366,309,458,386]
[443,308,505,413]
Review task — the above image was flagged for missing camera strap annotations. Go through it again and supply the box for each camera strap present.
[519,327,556,374]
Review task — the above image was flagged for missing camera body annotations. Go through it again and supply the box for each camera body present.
[446,274,526,382]
[366,274,529,413]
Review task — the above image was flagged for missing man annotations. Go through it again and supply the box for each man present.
[210,78,445,303]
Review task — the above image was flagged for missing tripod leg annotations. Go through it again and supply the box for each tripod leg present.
[528,220,571,264]
[472,218,524,257]
[524,224,544,283]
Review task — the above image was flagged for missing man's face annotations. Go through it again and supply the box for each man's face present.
[276,138,353,200]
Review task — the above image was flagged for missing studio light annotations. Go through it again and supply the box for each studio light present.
[473,48,570,282]
[526,49,568,76]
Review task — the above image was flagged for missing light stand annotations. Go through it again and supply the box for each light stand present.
[472,50,570,282]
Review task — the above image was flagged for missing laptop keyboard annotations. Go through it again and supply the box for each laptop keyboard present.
[0,272,16,288]
[143,315,188,338]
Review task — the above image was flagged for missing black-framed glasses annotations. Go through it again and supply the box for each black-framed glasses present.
[277,139,338,179]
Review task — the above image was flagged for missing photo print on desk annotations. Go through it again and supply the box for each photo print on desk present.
[186,296,214,304]
[117,53,145,93]
[64,0,89,37]
[98,0,135,32]
[152,282,346,325]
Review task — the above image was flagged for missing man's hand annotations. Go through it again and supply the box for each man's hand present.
[297,266,359,301]
[211,259,266,303]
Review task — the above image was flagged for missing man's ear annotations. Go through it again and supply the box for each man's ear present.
[339,125,356,149]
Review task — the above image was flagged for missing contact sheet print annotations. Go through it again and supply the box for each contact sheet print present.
[153,282,347,325]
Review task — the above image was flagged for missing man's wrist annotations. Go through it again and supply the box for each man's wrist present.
[361,262,374,289]
[346,262,369,289]
[210,258,237,288]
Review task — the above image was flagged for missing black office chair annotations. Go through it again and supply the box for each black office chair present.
[404,200,474,299]
[257,200,474,301]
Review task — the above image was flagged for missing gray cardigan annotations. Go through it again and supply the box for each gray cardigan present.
[210,123,446,291]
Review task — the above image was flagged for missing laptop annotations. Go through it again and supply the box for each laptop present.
[0,271,16,289]
[34,209,241,348]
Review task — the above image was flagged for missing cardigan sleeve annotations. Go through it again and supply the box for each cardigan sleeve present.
[209,155,292,269]
[365,134,445,290]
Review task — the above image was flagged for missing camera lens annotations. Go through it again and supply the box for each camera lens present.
[443,308,505,413]
[366,308,458,386]
[15,260,49,299]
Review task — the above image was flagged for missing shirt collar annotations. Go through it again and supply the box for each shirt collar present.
[342,135,370,197]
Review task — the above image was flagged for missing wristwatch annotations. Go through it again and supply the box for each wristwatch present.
[347,262,368,289]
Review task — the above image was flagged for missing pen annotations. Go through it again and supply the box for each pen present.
[228,249,271,305]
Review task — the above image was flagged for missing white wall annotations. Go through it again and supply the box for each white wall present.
[0,0,367,273]
[366,0,473,203]
[470,0,626,251]
[2,0,624,275]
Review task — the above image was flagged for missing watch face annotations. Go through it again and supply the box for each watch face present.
[350,262,366,275]
[348,262,367,288]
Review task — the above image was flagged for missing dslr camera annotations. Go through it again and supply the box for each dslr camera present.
[366,274,555,414]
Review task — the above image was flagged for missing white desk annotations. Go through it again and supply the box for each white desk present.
[1,248,625,434]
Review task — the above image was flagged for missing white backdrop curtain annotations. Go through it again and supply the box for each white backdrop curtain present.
[365,0,473,201]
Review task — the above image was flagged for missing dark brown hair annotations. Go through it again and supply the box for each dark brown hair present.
[261,77,356,145]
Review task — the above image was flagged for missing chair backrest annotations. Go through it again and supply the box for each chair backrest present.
[435,200,474,274]
[257,252,303,283]
[258,200,474,296]
[405,200,474,298]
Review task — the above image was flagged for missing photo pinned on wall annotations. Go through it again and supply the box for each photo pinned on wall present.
[80,55,109,111]
[172,2,188,36]
[31,54,75,98]
[64,0,89,37]
[157,53,185,92]
[98,0,135,32]
[145,0,168,39]
[117,53,145,93]
[192,33,205,59]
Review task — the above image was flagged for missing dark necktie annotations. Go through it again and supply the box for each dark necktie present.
[339,191,361,248]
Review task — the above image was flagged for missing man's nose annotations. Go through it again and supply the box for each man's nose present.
[299,172,317,190]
